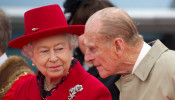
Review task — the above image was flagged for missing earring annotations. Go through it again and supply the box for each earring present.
[32,63,35,66]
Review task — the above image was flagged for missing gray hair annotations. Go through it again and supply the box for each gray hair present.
[86,7,143,46]
[22,33,78,59]
[0,9,11,53]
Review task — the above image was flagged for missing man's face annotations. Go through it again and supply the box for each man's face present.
[84,29,120,78]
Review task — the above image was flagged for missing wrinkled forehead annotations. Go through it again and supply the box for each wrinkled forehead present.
[84,15,102,47]
[84,25,94,42]
[84,32,94,47]
[84,20,101,39]
[84,31,101,48]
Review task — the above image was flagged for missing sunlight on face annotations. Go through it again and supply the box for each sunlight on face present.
[78,34,86,54]
[31,34,72,80]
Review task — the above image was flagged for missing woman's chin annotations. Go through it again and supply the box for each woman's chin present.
[46,71,66,79]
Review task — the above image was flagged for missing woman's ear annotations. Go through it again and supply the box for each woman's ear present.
[113,38,124,58]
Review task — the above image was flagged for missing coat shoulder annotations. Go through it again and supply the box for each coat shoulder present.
[80,74,112,99]
[0,56,34,99]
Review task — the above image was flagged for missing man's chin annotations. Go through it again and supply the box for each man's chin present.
[98,71,110,79]
[99,74,109,79]
[96,66,110,78]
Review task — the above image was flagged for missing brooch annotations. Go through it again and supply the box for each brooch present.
[32,28,39,31]
[68,84,83,100]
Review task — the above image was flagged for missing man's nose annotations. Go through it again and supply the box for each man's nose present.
[84,50,94,63]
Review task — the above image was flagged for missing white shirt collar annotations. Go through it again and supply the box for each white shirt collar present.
[132,42,151,74]
[0,53,8,67]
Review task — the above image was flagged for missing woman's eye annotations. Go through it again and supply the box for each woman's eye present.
[40,50,49,53]
[55,48,64,51]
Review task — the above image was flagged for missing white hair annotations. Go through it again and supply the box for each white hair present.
[86,7,143,46]
[22,33,78,59]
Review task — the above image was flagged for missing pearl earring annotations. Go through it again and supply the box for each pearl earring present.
[32,63,35,66]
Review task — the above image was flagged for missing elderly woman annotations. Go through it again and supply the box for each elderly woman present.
[7,4,111,100]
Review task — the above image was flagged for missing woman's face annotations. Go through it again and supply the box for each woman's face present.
[31,34,72,80]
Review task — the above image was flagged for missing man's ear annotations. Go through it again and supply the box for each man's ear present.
[113,38,124,58]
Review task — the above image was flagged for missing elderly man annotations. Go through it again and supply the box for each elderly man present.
[84,7,175,100]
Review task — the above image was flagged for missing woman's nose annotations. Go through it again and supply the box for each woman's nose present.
[49,51,58,63]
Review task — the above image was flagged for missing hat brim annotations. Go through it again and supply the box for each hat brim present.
[8,25,84,49]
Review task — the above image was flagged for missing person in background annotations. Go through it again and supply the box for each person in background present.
[0,9,34,100]
[84,7,175,100]
[63,0,120,100]
[8,4,112,100]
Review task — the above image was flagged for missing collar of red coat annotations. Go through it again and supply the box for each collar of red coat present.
[25,60,89,100]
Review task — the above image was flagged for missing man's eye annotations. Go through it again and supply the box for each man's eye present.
[89,48,94,51]
[89,47,95,52]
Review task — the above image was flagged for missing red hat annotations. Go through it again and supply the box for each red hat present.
[8,4,84,49]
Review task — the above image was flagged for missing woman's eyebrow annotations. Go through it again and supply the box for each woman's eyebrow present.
[54,42,66,47]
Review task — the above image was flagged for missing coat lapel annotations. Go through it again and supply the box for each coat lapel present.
[134,40,168,81]
[116,40,169,91]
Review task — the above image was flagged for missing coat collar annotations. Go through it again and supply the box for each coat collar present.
[115,40,168,91]
[133,39,168,81]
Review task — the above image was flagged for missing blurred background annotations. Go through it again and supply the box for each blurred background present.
[0,0,175,72]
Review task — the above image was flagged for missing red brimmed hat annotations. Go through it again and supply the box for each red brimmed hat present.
[8,4,84,49]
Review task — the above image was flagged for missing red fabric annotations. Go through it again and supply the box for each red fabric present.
[2,74,35,100]
[8,4,84,49]
[11,61,112,100]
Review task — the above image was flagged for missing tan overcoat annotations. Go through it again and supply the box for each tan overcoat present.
[116,40,175,100]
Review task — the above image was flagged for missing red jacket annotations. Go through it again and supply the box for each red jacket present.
[3,74,34,100]
[10,61,112,100]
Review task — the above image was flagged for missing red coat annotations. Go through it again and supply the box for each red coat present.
[11,61,112,100]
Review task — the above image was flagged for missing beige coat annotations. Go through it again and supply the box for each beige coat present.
[116,40,175,100]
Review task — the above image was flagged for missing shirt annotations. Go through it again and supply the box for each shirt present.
[132,42,151,74]
[0,53,8,67]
